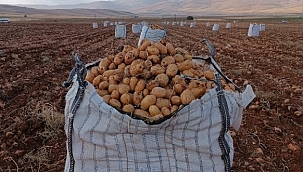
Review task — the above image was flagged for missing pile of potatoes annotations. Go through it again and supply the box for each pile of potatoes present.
[85,39,237,121]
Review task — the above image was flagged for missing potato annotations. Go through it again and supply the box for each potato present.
[146,80,160,91]
[177,60,193,71]
[132,48,139,58]
[149,105,162,116]
[130,59,145,67]
[90,66,100,76]
[93,75,103,87]
[108,84,118,93]
[102,69,124,78]
[170,105,179,113]
[139,69,152,79]
[140,95,157,110]
[85,71,95,83]
[134,109,150,118]
[133,91,144,106]
[180,89,195,105]
[156,98,171,109]
[107,55,115,62]
[108,62,117,70]
[98,66,106,74]
[182,70,194,77]
[135,79,146,92]
[150,65,165,75]
[122,78,130,85]
[174,54,184,63]
[139,40,151,51]
[130,64,145,77]
[122,104,135,113]
[113,52,124,65]
[99,58,111,68]
[139,51,148,60]
[161,56,175,67]
[124,65,131,77]
[155,73,169,87]
[204,70,215,80]
[102,95,111,104]
[116,63,125,70]
[120,93,132,105]
[111,90,120,100]
[150,87,167,98]
[147,55,160,64]
[113,74,123,82]
[166,43,175,55]
[170,96,182,106]
[191,87,206,99]
[173,84,183,94]
[124,51,136,64]
[144,59,153,69]
[130,77,138,92]
[166,64,178,78]
[108,75,117,85]
[172,75,187,88]
[143,89,149,97]
[96,89,110,97]
[188,80,202,89]
[147,46,160,55]
[99,81,109,90]
[154,42,167,55]
[109,99,122,109]
[161,107,171,116]
[118,84,130,94]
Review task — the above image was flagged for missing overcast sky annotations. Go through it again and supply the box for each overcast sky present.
[0,0,111,5]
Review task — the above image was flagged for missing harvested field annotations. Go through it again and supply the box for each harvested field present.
[0,18,303,171]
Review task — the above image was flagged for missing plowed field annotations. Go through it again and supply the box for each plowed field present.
[1,18,303,171]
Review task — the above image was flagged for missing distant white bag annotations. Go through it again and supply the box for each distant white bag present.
[92,22,98,29]
[138,25,166,47]
[248,23,260,37]
[212,24,220,31]
[226,23,232,29]
[115,24,126,38]
[103,21,109,27]
[132,24,142,34]
[259,24,266,31]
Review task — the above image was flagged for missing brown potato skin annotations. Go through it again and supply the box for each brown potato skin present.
[140,95,157,110]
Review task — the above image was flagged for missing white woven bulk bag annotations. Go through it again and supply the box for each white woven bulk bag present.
[115,24,126,38]
[248,23,259,37]
[226,23,232,29]
[190,22,195,28]
[180,21,184,27]
[137,25,166,47]
[63,49,255,172]
[132,24,142,34]
[103,21,109,27]
[212,23,220,31]
[141,21,148,26]
[259,24,266,31]
[92,22,98,29]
